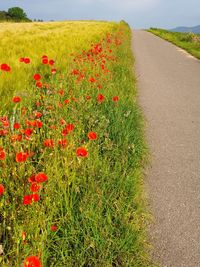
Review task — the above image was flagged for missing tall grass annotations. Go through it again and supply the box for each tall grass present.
[148,28,200,59]
[0,21,154,266]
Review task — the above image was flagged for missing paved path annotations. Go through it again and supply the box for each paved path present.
[132,30,200,267]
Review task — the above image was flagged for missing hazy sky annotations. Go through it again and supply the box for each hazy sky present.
[0,0,199,29]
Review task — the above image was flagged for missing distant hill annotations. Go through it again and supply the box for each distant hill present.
[170,25,200,34]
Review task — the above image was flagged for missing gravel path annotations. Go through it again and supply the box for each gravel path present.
[132,30,200,267]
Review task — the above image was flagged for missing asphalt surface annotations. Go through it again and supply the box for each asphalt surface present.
[132,30,200,267]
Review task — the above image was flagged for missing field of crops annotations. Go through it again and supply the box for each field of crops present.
[0,21,152,266]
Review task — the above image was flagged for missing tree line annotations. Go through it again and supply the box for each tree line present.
[0,7,31,22]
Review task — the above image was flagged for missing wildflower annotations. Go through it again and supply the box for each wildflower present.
[88,132,97,140]
[51,225,58,231]
[86,95,91,100]
[43,139,54,148]
[35,172,48,183]
[31,193,40,202]
[36,120,43,128]
[30,182,40,193]
[0,149,5,160]
[35,112,42,118]
[89,77,96,83]
[33,74,41,81]
[0,63,11,72]
[97,94,104,103]
[14,122,20,130]
[22,231,26,241]
[23,255,42,267]
[23,195,32,205]
[58,139,67,148]
[24,128,33,137]
[16,152,28,163]
[0,184,5,196]
[66,123,74,132]
[28,174,36,183]
[19,57,24,62]
[51,68,57,74]
[64,99,69,105]
[12,96,21,103]
[11,134,22,142]
[42,58,48,64]
[36,82,43,88]
[112,96,119,102]
[49,59,55,66]
[76,147,88,157]
[24,58,30,64]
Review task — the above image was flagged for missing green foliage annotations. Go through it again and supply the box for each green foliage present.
[0,7,31,22]
[0,21,154,266]
[7,7,27,20]
[148,28,200,59]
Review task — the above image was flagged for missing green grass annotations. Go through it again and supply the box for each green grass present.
[148,28,200,59]
[0,21,155,266]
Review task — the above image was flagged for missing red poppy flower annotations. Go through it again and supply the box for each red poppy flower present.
[51,68,56,74]
[35,112,42,118]
[24,58,30,64]
[14,122,20,130]
[0,150,5,160]
[0,184,5,196]
[62,128,68,136]
[86,95,91,100]
[51,225,58,231]
[2,120,9,128]
[35,172,48,183]
[16,152,28,163]
[112,96,119,102]
[97,94,104,103]
[30,182,40,193]
[12,96,21,103]
[22,231,26,241]
[11,134,22,142]
[58,139,67,148]
[64,99,69,105]
[31,193,40,202]
[88,132,97,140]
[19,57,24,62]
[49,59,55,66]
[23,255,42,267]
[1,63,11,72]
[0,130,8,136]
[24,128,33,137]
[66,123,74,132]
[23,195,32,205]
[36,82,43,88]
[43,139,54,148]
[33,74,41,81]
[42,58,48,64]
[36,120,43,128]
[28,174,36,183]
[76,147,88,157]
[58,89,64,96]
[71,69,79,75]
[89,77,96,83]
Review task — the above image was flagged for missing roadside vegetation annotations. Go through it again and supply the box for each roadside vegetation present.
[149,28,200,59]
[0,21,154,266]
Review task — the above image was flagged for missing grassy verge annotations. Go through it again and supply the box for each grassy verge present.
[148,28,200,59]
[0,21,154,266]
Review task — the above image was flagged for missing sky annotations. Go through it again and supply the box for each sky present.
[0,0,199,29]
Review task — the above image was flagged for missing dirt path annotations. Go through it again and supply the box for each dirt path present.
[132,30,200,267]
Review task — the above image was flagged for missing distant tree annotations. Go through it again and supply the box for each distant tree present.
[7,7,27,20]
